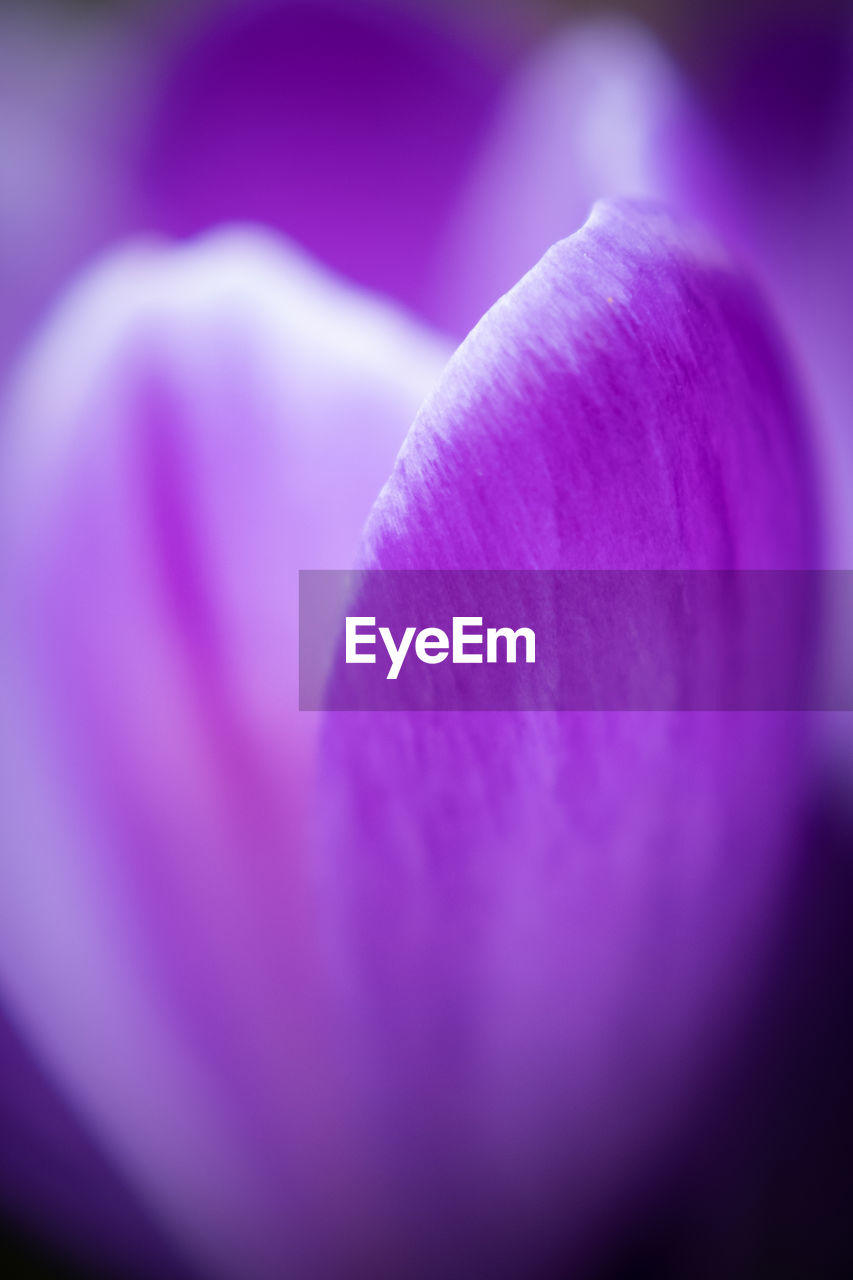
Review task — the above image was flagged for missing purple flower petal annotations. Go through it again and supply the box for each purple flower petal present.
[139,0,514,335]
[681,8,853,802]
[435,18,739,336]
[0,1006,189,1279]
[0,6,139,377]
[0,228,449,1277]
[318,200,820,1270]
[709,9,853,568]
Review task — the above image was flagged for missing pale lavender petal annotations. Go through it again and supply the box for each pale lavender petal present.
[0,229,449,1277]
[0,5,145,378]
[434,18,739,336]
[319,200,819,1270]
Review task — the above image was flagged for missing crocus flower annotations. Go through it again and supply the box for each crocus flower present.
[0,1,848,1277]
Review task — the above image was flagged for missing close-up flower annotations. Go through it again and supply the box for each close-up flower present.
[0,2,850,1278]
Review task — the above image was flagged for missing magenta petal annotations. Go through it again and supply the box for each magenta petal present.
[319,201,820,1267]
[0,229,449,1276]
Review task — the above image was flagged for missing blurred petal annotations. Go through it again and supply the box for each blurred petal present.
[435,18,738,336]
[702,9,853,568]
[0,4,141,376]
[0,228,449,1277]
[319,201,819,1270]
[688,10,853,786]
[139,0,514,334]
[0,1006,189,1279]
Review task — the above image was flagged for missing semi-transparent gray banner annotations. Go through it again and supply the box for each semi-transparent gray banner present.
[299,570,852,711]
